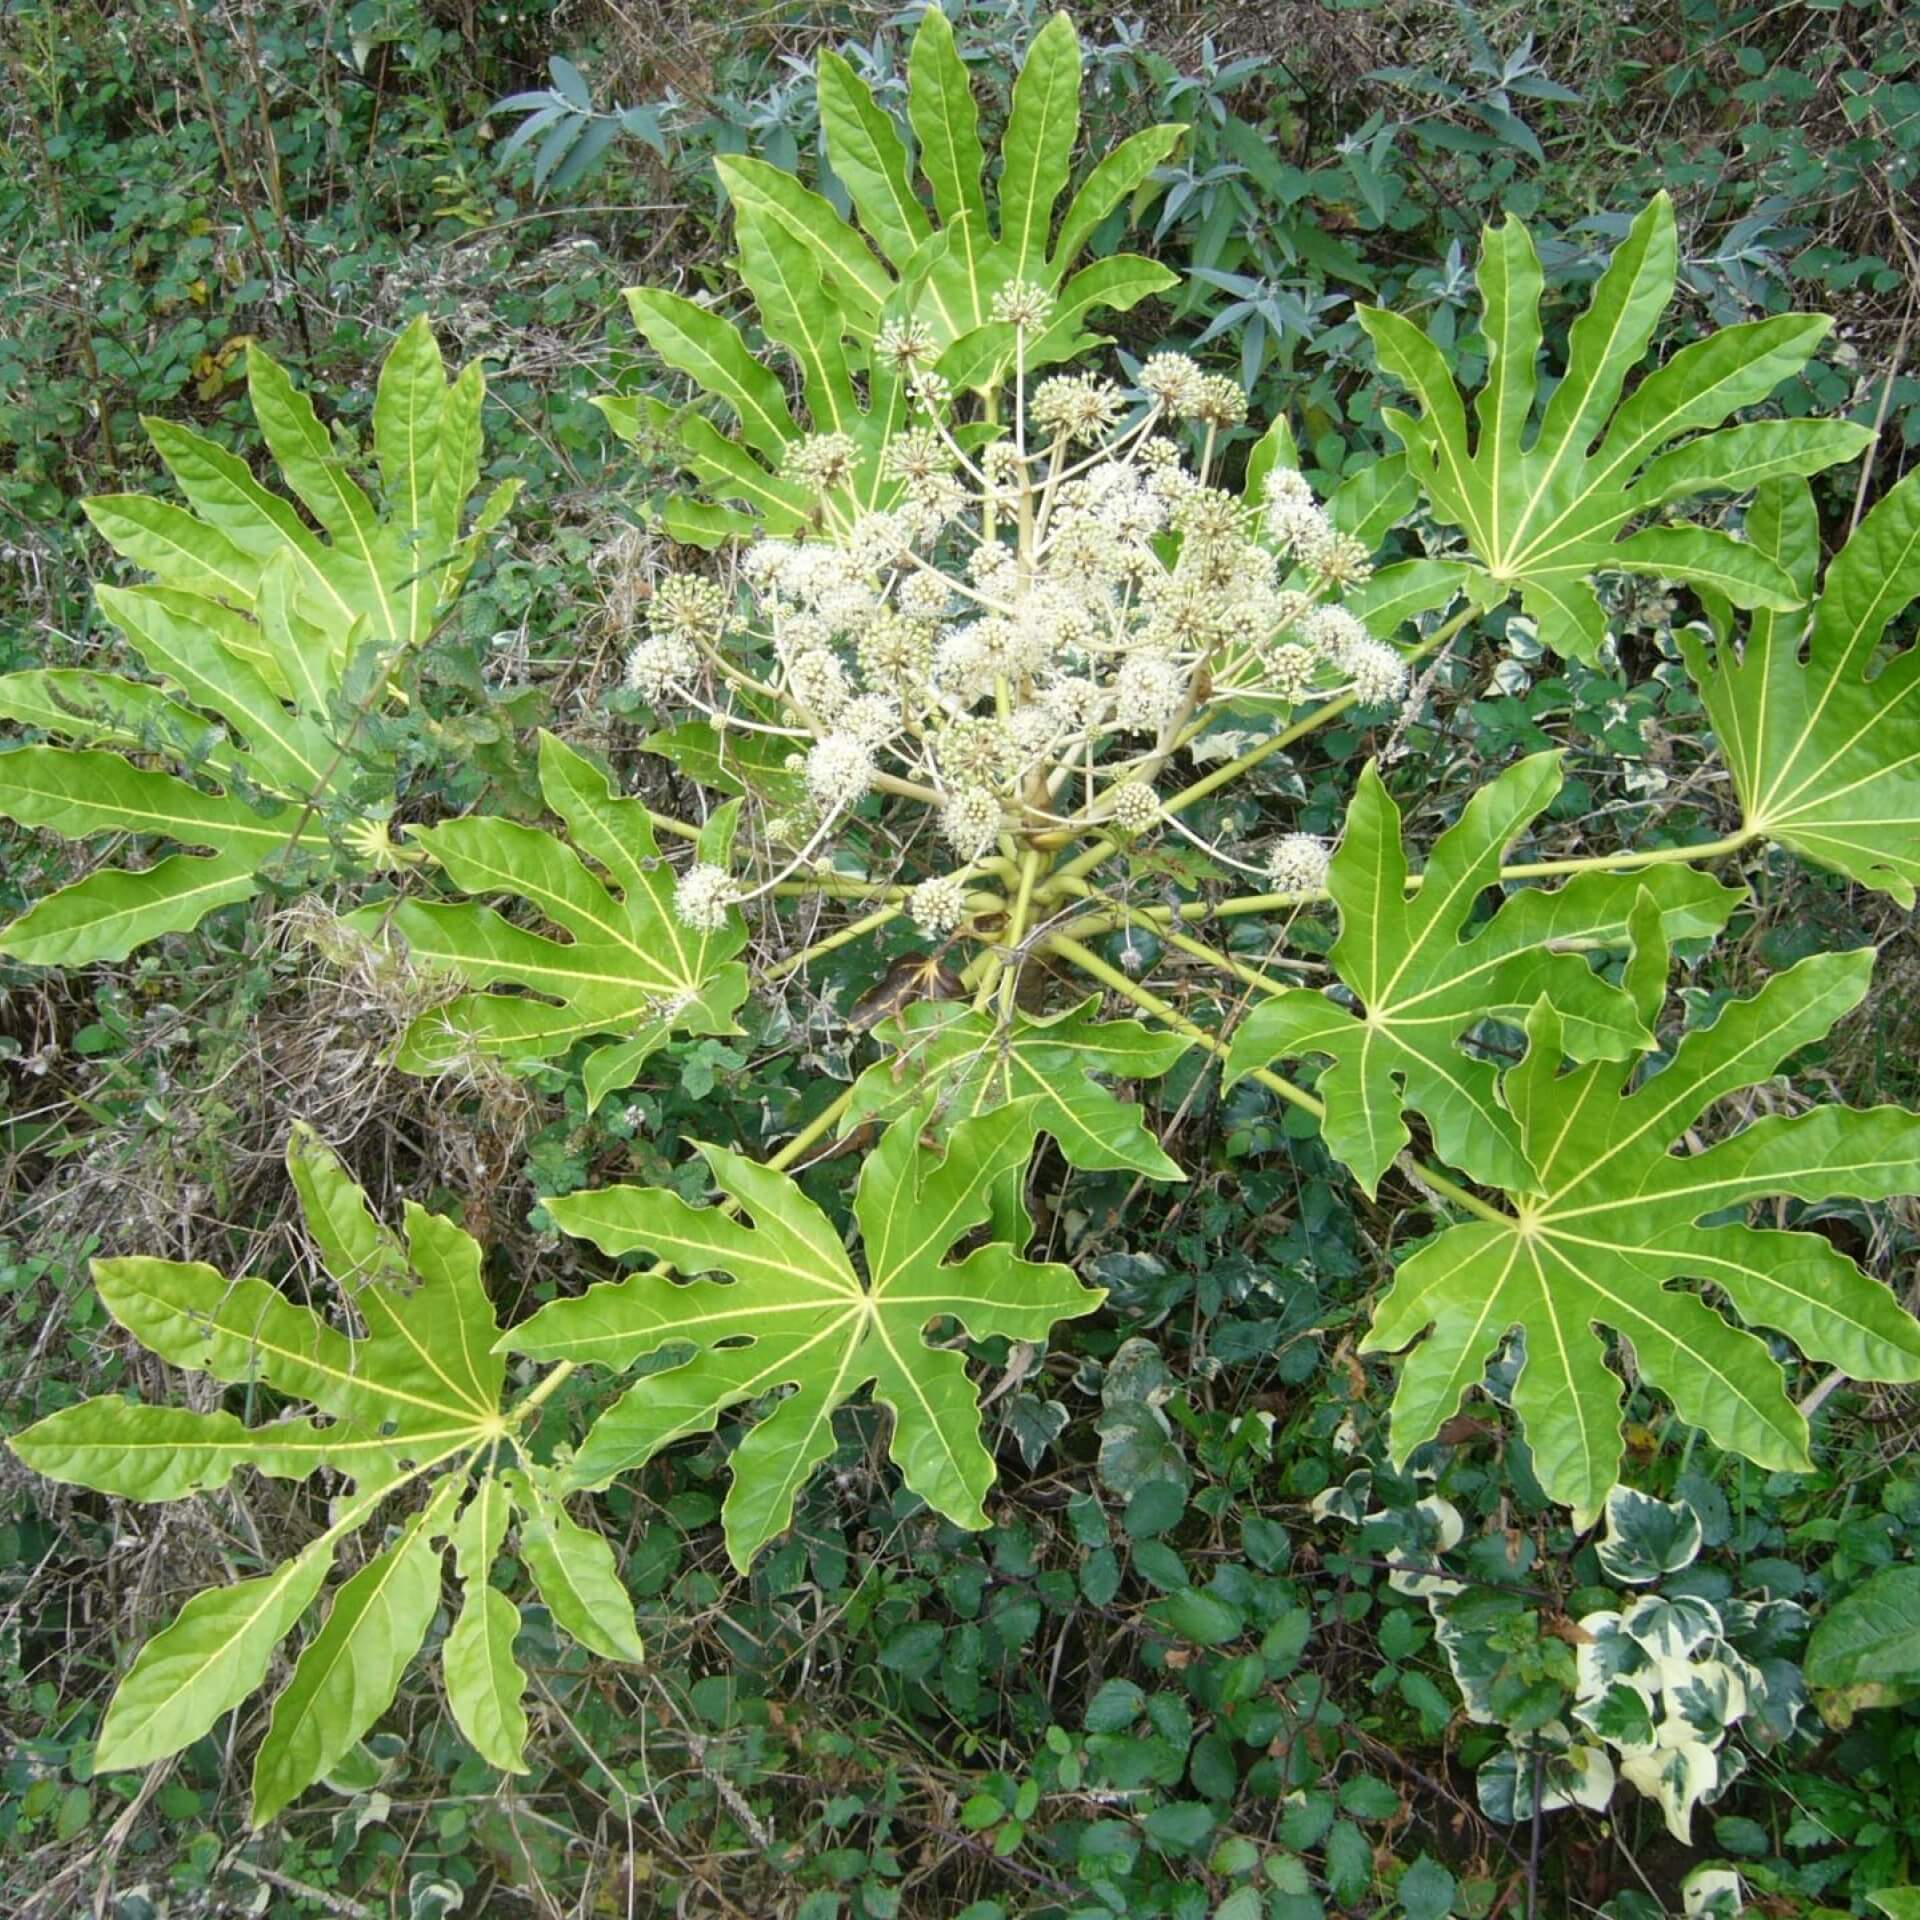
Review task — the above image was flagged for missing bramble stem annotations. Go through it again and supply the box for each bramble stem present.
[1046,933,1511,1228]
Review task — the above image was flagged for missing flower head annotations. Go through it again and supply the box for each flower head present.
[1105,780,1161,833]
[674,864,737,933]
[940,787,1002,860]
[1267,833,1331,893]
[909,872,969,939]
[1346,639,1410,708]
[805,734,876,811]
[990,279,1056,331]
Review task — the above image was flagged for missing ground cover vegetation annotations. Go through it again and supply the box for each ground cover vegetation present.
[3,3,1920,1916]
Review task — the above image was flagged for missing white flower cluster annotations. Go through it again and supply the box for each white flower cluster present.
[650,349,1411,925]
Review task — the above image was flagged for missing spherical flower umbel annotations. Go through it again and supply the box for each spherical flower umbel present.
[650,573,730,644]
[940,786,1002,860]
[1193,373,1249,429]
[990,279,1056,331]
[1267,833,1331,893]
[625,634,694,700]
[805,733,876,811]
[674,864,737,933]
[783,432,860,493]
[1346,638,1411,708]
[1139,352,1206,417]
[1031,373,1124,443]
[909,872,969,939]
[1105,780,1161,833]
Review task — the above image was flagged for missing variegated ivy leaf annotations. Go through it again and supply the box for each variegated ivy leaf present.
[1223,751,1744,1195]
[1681,470,1920,905]
[1594,1487,1704,1587]
[505,1102,1104,1570]
[1365,893,1920,1523]
[0,321,511,966]
[1359,193,1871,663]
[5,1126,644,1822]
[842,994,1190,1180]
[343,732,749,1110]
[599,10,1180,545]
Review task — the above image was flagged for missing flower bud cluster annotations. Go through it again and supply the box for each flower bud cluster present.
[648,345,1413,926]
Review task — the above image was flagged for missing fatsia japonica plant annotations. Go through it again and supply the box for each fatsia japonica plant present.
[0,318,515,965]
[11,6,1920,1826]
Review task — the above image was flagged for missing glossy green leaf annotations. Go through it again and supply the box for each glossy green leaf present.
[252,1480,458,1824]
[1360,195,1869,661]
[844,994,1190,1179]
[506,1466,648,1664]
[505,1105,1104,1569]
[1682,470,1920,904]
[1366,902,1920,1521]
[8,1126,645,1816]
[998,13,1080,276]
[343,732,750,1104]
[621,8,1181,534]
[1224,752,1743,1193]
[443,1474,529,1773]
[0,324,500,965]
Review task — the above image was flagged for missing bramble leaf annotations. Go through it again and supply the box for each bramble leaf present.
[1365,899,1920,1520]
[1360,195,1870,662]
[343,732,750,1107]
[504,1104,1105,1570]
[1224,752,1743,1194]
[1681,471,1920,905]
[7,1125,641,1818]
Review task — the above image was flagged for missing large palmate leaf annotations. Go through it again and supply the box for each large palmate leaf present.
[842,995,1190,1180]
[1223,752,1742,1195]
[1680,470,1920,905]
[0,321,511,966]
[84,318,513,655]
[603,10,1181,544]
[505,1104,1105,1569]
[1365,897,1920,1521]
[7,1126,643,1821]
[1359,194,1871,663]
[343,731,749,1109]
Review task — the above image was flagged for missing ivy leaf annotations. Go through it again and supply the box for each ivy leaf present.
[1365,895,1920,1521]
[1681,471,1920,905]
[6,1125,640,1818]
[1360,194,1870,661]
[843,995,1190,1180]
[343,732,750,1108]
[504,1104,1105,1570]
[0,323,506,966]
[1223,752,1743,1194]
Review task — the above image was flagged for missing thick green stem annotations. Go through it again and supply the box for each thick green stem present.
[993,845,1045,1018]
[768,1084,858,1172]
[765,905,906,983]
[1046,828,1756,939]
[1046,933,1510,1228]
